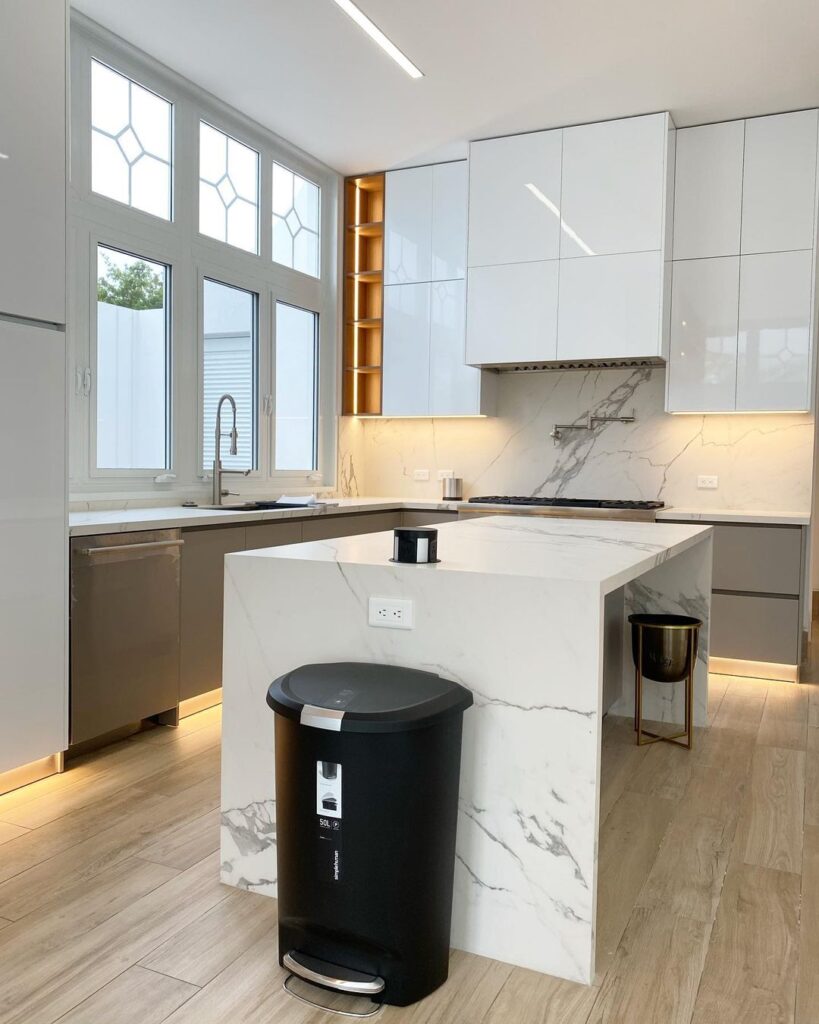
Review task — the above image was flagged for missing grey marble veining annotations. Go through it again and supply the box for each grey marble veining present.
[337,368,812,514]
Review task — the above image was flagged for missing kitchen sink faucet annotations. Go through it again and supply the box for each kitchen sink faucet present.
[212,394,250,505]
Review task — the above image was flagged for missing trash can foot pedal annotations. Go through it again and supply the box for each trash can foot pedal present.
[284,949,385,994]
[283,951,384,1018]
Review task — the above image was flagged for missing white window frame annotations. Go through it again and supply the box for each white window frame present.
[69,14,339,498]
[196,263,267,480]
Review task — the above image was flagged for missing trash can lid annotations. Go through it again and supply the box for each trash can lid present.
[266,662,473,733]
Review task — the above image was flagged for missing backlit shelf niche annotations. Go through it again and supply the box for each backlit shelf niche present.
[343,173,384,415]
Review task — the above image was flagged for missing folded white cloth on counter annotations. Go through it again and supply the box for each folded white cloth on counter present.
[277,494,318,505]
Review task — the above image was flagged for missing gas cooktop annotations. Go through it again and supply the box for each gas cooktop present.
[465,496,665,522]
[468,496,664,510]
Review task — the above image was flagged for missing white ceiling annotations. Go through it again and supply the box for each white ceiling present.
[72,0,819,175]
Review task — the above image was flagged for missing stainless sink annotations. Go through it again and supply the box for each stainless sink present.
[195,501,316,511]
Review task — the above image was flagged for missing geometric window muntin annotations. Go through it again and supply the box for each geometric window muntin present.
[91,60,173,221]
[199,122,260,254]
[272,162,320,278]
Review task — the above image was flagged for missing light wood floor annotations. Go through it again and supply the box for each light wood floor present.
[0,671,817,1024]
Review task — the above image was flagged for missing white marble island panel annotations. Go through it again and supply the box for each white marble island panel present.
[220,516,712,985]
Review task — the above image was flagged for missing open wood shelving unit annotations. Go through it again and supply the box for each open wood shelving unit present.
[342,172,385,415]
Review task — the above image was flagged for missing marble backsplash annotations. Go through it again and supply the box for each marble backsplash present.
[338,368,815,513]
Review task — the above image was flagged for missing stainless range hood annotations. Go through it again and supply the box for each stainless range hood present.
[476,355,666,374]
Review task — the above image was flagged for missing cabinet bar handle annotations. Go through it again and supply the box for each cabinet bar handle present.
[79,539,185,556]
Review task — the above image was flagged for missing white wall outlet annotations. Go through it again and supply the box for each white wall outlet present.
[697,475,719,490]
[413,469,430,482]
[437,469,455,480]
[368,597,415,630]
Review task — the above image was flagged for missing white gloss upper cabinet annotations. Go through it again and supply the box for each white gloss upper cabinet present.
[559,113,670,258]
[431,162,467,281]
[0,0,66,323]
[467,129,562,267]
[736,250,814,411]
[429,280,486,415]
[741,110,819,255]
[557,251,665,361]
[673,122,745,259]
[466,261,559,365]
[384,167,433,285]
[667,257,740,412]
[382,283,431,415]
[0,319,67,772]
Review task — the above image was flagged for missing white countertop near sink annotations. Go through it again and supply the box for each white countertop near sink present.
[67,498,461,536]
[656,507,810,526]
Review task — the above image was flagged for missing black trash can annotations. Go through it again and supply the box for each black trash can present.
[267,661,473,1008]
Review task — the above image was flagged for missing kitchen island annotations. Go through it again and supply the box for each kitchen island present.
[220,515,712,985]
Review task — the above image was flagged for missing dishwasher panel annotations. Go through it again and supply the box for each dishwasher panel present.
[70,530,182,745]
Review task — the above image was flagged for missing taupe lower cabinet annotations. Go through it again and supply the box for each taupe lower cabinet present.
[179,526,246,702]
[400,510,459,527]
[667,519,805,675]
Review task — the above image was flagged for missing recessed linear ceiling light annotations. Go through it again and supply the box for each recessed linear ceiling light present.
[330,0,424,79]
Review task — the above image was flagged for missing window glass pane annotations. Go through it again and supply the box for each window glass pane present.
[96,247,169,469]
[202,280,257,472]
[275,303,317,471]
[199,122,259,253]
[272,162,320,277]
[91,60,172,220]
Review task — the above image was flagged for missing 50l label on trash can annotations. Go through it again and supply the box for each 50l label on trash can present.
[317,817,342,882]
[316,761,342,882]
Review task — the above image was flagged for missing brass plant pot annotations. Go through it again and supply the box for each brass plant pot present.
[629,613,701,682]
[628,613,703,748]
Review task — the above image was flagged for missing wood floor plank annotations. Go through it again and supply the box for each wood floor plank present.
[481,963,598,1024]
[136,808,221,871]
[806,742,819,829]
[0,775,219,921]
[140,888,276,988]
[0,823,29,847]
[0,785,170,886]
[0,857,179,960]
[599,716,650,827]
[587,906,710,1024]
[627,738,693,802]
[0,712,218,825]
[796,825,819,1024]
[706,674,730,717]
[0,852,229,1024]
[50,965,198,1024]
[738,746,804,874]
[380,950,513,1024]
[710,678,767,734]
[0,723,220,830]
[595,790,676,978]
[156,928,289,1024]
[690,864,800,1024]
[636,813,732,923]
[756,681,809,750]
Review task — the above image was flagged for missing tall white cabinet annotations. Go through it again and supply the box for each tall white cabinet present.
[382,161,494,416]
[465,113,674,366]
[0,0,68,778]
[667,110,819,412]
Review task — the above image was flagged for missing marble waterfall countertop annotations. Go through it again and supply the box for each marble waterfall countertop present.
[245,514,712,594]
[220,514,713,986]
[655,507,809,525]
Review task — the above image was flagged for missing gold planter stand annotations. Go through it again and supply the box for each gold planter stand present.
[630,614,703,749]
